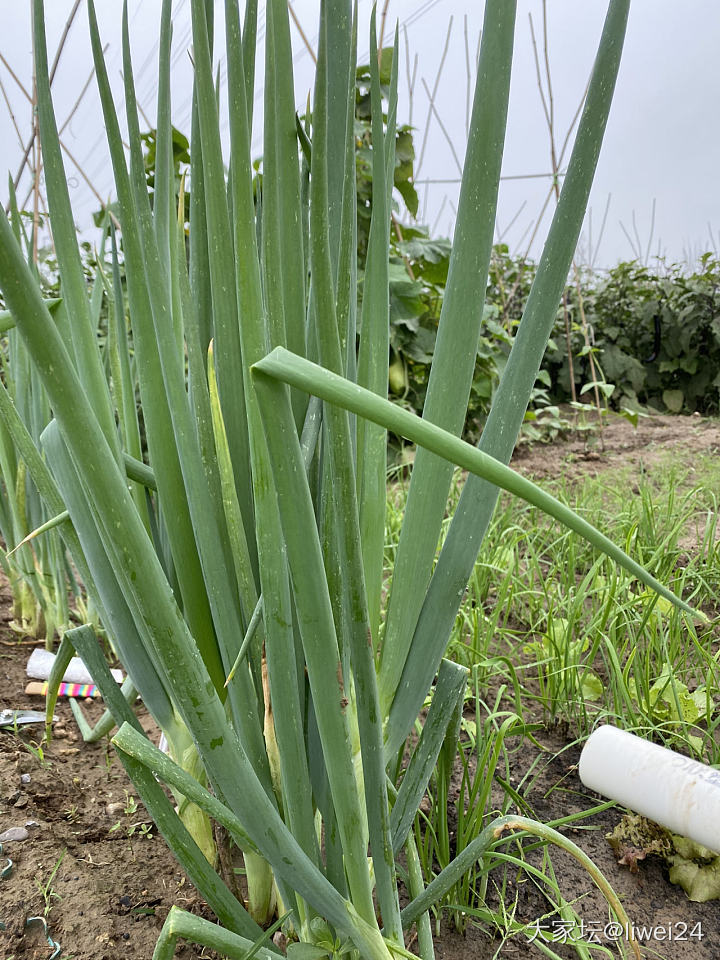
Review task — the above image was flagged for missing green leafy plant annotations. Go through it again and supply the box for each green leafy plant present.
[0,279,75,647]
[355,47,418,254]
[0,0,698,957]
[108,790,155,839]
[23,737,52,770]
[525,614,605,719]
[34,849,66,917]
[626,663,712,753]
[413,684,537,935]
[543,254,720,414]
[607,814,720,903]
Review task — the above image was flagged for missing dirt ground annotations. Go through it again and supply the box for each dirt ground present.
[1,413,719,960]
[0,620,210,959]
[512,409,720,480]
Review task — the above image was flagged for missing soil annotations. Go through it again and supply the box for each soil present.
[0,626,210,958]
[1,413,719,960]
[512,409,720,481]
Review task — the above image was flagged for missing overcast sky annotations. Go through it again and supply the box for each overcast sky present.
[1,1,719,269]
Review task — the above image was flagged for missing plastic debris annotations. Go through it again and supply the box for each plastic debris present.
[25,680,101,698]
[0,709,56,728]
[27,646,122,684]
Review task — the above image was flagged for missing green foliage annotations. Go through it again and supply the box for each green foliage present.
[541,254,720,414]
[385,236,520,443]
[669,836,720,902]
[141,125,191,226]
[132,49,720,434]
[355,47,418,261]
[140,126,191,192]
[34,849,66,916]
[392,248,720,431]
[1,0,697,956]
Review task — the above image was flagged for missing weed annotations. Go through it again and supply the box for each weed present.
[34,849,66,917]
[102,737,114,775]
[108,791,153,840]
[23,738,52,770]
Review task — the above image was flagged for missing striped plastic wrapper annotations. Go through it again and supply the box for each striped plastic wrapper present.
[25,681,100,698]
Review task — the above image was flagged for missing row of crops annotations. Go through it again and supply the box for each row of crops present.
[0,1,717,958]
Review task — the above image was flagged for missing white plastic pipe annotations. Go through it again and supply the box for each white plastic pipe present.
[579,724,720,854]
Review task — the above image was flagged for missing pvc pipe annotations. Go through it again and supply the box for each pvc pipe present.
[578,724,720,854]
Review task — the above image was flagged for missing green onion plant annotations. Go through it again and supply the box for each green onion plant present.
[0,272,73,646]
[0,0,693,957]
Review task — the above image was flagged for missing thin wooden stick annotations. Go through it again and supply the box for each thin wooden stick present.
[288,2,317,64]
[58,48,107,136]
[403,27,417,128]
[619,219,641,260]
[420,77,462,176]
[528,14,551,132]
[414,16,453,180]
[557,80,590,169]
[49,0,83,85]
[14,0,84,190]
[37,189,56,258]
[60,140,106,208]
[431,195,447,237]
[0,51,32,102]
[0,75,26,150]
[377,0,391,66]
[644,197,657,266]
[572,261,604,431]
[498,184,555,328]
[495,200,527,245]
[530,3,579,404]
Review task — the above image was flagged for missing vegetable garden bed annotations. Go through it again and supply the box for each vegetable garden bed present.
[2,414,719,960]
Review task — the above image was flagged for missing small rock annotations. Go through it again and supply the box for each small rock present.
[106,802,125,817]
[0,826,29,843]
[20,774,30,785]
[53,727,69,739]
[13,796,28,809]
[24,821,40,831]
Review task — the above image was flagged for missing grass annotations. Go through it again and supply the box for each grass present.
[34,849,66,918]
[384,430,720,941]
[386,445,720,752]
